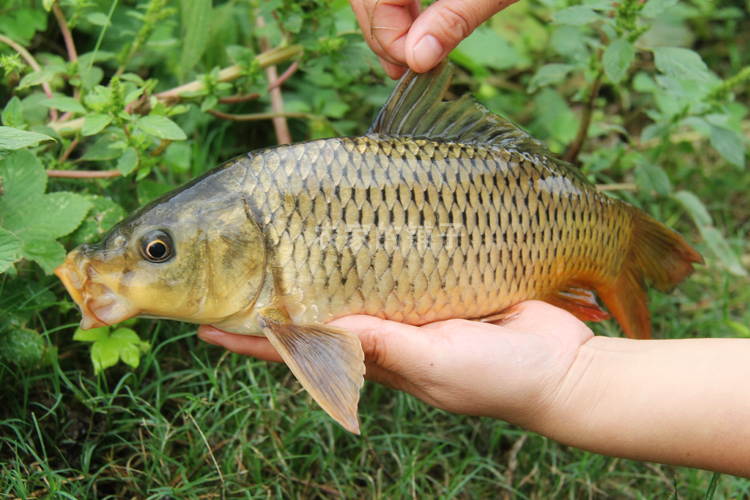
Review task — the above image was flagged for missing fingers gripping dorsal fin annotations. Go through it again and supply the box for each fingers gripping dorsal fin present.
[258,308,365,434]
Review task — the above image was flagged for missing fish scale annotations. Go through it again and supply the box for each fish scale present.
[243,134,628,327]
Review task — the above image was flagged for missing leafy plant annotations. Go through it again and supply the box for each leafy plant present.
[73,324,150,374]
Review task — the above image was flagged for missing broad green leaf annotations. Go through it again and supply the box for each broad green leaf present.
[117,147,140,176]
[0,150,92,273]
[634,163,671,196]
[453,27,528,72]
[603,38,635,84]
[641,0,678,18]
[82,113,113,136]
[179,0,212,80]
[91,336,121,374]
[709,125,745,169]
[70,195,127,246]
[0,126,56,155]
[136,116,187,141]
[652,47,710,83]
[0,325,45,366]
[2,97,24,128]
[73,326,110,342]
[0,228,23,273]
[17,66,65,90]
[552,6,601,25]
[80,134,123,161]
[671,190,711,226]
[528,64,576,93]
[86,12,111,26]
[699,226,747,277]
[39,97,86,114]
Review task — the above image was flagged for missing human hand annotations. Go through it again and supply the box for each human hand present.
[349,0,521,79]
[197,301,594,428]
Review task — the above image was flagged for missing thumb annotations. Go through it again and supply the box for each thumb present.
[404,0,519,72]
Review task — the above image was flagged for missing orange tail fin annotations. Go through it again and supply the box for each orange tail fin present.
[597,208,704,339]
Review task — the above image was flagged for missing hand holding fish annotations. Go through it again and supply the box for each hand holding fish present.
[199,302,750,479]
[349,0,520,78]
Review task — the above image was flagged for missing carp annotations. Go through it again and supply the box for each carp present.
[56,61,702,433]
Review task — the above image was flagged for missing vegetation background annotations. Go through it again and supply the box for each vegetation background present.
[1,0,749,498]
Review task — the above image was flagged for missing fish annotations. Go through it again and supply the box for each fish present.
[55,61,703,434]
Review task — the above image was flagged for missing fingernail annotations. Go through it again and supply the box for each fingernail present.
[197,328,222,346]
[412,35,444,72]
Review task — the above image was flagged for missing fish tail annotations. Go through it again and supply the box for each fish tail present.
[597,208,704,339]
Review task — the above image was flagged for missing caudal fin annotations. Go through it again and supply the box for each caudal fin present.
[598,208,704,339]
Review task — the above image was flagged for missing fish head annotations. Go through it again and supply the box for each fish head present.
[56,188,267,330]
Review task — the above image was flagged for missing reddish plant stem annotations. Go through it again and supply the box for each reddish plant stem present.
[53,1,78,62]
[59,135,80,163]
[218,92,260,104]
[256,15,291,144]
[207,109,311,122]
[47,169,121,178]
[564,70,603,164]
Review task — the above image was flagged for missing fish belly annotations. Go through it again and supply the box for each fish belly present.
[241,135,632,325]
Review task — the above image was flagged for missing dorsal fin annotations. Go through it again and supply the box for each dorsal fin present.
[368,60,543,150]
[368,59,594,187]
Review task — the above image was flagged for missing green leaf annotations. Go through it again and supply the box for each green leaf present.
[552,6,601,25]
[180,0,212,80]
[641,0,678,18]
[136,116,187,140]
[603,38,635,84]
[671,190,711,226]
[0,325,45,366]
[86,12,111,26]
[91,337,121,374]
[634,162,671,196]
[2,97,24,128]
[73,326,110,342]
[39,97,86,114]
[709,125,745,169]
[17,66,65,90]
[117,147,140,176]
[699,226,747,277]
[0,150,92,273]
[0,228,23,273]
[0,126,56,156]
[528,64,576,93]
[652,47,710,83]
[82,114,113,136]
[453,27,528,72]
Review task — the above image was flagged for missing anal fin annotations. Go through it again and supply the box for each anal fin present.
[258,308,365,434]
[545,284,611,323]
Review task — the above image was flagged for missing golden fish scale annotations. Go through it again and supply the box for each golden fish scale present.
[241,135,632,325]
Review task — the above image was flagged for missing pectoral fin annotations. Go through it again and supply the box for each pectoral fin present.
[258,309,365,434]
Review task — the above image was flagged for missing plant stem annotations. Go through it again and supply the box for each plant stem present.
[59,135,80,163]
[257,15,291,145]
[52,1,78,62]
[0,34,56,121]
[47,169,121,178]
[206,109,315,122]
[564,70,603,164]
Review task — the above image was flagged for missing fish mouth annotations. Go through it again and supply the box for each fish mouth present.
[55,253,139,330]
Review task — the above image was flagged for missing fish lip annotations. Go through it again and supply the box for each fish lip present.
[55,254,138,330]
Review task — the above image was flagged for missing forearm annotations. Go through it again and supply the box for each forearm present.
[533,336,750,478]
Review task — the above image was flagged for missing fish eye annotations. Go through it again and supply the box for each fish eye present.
[140,230,173,263]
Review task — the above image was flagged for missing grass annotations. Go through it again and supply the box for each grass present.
[2,262,750,499]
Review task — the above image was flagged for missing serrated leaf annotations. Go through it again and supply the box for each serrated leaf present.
[642,0,678,18]
[82,114,113,136]
[136,116,187,140]
[710,125,745,169]
[0,228,23,273]
[117,147,140,176]
[528,64,576,93]
[180,0,212,80]
[73,326,110,342]
[552,6,601,25]
[603,38,635,84]
[671,191,711,226]
[0,325,45,366]
[634,163,671,196]
[652,47,710,83]
[39,97,86,114]
[0,126,56,153]
[2,97,24,128]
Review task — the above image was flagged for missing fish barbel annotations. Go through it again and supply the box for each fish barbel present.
[55,61,703,433]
